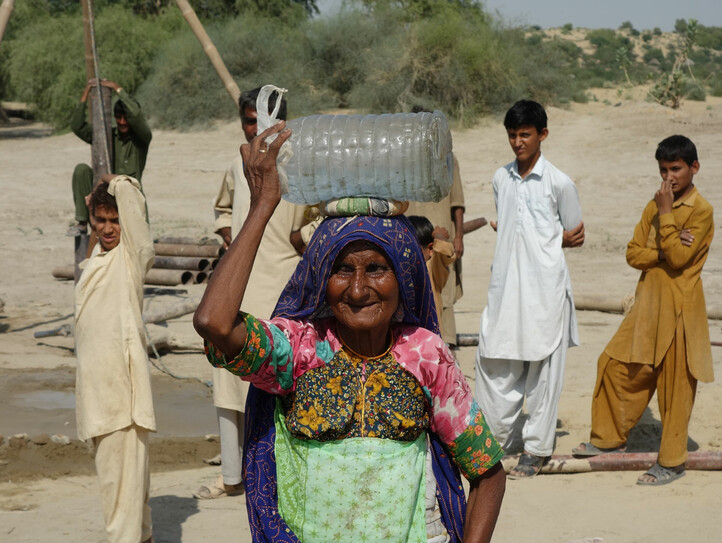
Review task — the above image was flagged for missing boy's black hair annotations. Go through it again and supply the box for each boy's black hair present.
[408,215,434,247]
[655,135,698,166]
[113,100,126,118]
[503,100,547,132]
[89,182,118,214]
[239,87,287,121]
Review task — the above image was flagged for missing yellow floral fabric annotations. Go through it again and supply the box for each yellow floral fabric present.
[281,349,430,442]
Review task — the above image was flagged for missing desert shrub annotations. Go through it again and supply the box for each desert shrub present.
[641,32,652,43]
[695,24,722,51]
[6,14,85,127]
[674,19,688,35]
[643,48,666,65]
[571,90,588,103]
[653,27,662,36]
[561,23,573,34]
[305,10,398,107]
[619,21,639,36]
[138,11,334,128]
[5,5,180,128]
[683,80,706,101]
[710,74,722,97]
[380,9,522,121]
[586,29,633,65]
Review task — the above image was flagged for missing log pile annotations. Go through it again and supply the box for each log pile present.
[53,236,223,286]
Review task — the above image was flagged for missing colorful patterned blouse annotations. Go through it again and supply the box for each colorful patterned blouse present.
[205,314,503,481]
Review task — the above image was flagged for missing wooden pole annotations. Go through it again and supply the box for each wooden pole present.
[502,451,722,474]
[174,0,241,105]
[83,0,112,178]
[463,217,487,234]
[0,0,14,122]
[0,0,14,49]
[75,0,113,281]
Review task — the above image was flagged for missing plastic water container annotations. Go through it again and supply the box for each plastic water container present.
[277,111,454,205]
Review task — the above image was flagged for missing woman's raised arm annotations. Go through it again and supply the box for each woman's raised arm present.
[193,122,291,359]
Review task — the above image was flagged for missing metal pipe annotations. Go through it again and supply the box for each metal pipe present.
[153,243,224,258]
[456,333,478,346]
[153,256,210,271]
[145,268,193,286]
[143,296,200,324]
[53,266,75,280]
[155,236,220,246]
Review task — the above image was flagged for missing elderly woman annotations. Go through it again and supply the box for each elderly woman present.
[194,122,505,543]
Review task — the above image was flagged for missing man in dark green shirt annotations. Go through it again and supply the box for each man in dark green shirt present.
[68,79,152,235]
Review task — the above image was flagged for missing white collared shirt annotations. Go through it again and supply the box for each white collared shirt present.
[478,154,581,361]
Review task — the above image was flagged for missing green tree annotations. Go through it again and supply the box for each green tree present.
[616,46,632,85]
[649,19,702,108]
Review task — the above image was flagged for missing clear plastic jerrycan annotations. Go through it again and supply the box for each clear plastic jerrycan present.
[255,85,454,205]
[279,111,454,205]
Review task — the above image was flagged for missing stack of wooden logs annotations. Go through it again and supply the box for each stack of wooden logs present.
[53,236,224,286]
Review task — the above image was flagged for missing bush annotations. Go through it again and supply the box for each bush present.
[139,12,333,128]
[696,24,722,51]
[643,48,666,65]
[684,81,706,101]
[619,21,639,36]
[6,14,86,128]
[5,6,179,129]
[710,74,722,97]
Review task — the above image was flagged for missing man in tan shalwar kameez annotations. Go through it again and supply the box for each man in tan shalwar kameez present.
[406,155,465,346]
[195,88,315,499]
[75,175,155,543]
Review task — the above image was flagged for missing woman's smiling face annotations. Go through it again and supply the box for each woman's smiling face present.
[325,241,400,336]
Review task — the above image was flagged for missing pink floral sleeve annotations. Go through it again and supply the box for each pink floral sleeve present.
[391,325,503,480]
[204,315,337,395]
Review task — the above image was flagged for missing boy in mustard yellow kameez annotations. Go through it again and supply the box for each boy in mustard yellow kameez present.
[574,135,714,486]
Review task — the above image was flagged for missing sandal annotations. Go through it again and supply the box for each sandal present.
[193,476,244,499]
[637,463,685,486]
[203,453,222,466]
[572,442,626,457]
[508,453,547,479]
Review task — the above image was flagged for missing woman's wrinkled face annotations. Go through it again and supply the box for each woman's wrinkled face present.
[326,241,400,333]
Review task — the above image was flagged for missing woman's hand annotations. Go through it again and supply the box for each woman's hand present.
[194,122,291,359]
[463,463,506,543]
[240,122,291,212]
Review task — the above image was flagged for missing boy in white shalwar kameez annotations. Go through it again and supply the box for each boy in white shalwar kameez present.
[75,175,155,542]
[475,100,585,479]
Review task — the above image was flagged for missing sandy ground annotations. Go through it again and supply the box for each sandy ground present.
[1,92,722,542]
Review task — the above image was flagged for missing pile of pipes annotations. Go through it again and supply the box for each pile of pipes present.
[53,236,224,286]
[147,236,223,285]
